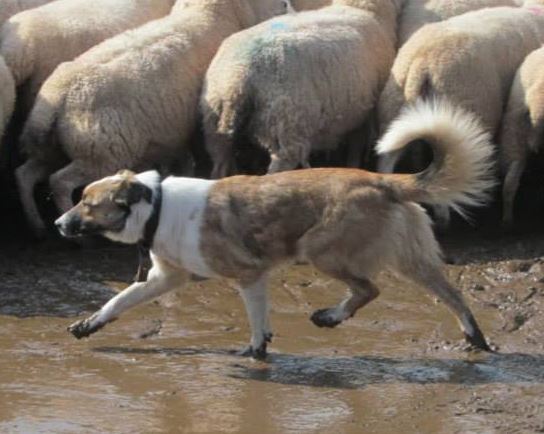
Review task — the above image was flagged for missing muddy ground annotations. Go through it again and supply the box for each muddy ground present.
[1,219,544,434]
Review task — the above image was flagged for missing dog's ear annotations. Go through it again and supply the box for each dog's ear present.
[116,169,136,177]
[113,179,152,207]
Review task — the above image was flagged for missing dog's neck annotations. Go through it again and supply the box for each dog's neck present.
[105,171,162,245]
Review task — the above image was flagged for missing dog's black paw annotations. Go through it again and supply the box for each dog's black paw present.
[68,317,105,339]
[310,308,342,328]
[239,342,268,360]
[464,331,493,352]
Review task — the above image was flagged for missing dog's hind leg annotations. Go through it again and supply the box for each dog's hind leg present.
[238,274,271,359]
[404,264,491,351]
[309,270,380,328]
[68,257,188,339]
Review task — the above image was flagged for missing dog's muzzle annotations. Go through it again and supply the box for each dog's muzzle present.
[55,213,101,238]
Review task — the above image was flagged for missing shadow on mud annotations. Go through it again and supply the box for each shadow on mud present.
[93,346,237,357]
[0,239,135,318]
[229,352,544,388]
[440,227,544,266]
[92,346,544,388]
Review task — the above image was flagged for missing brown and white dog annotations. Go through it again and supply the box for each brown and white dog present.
[56,99,495,357]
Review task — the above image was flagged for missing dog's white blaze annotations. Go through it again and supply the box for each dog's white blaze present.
[153,177,218,278]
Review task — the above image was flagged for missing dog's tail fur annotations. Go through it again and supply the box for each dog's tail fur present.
[376,98,496,218]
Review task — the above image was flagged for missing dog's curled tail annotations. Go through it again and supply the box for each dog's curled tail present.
[376,98,496,218]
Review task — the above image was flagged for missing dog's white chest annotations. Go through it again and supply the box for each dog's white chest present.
[153,177,217,278]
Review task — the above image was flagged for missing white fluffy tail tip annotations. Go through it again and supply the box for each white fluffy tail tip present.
[376,98,497,214]
[377,98,489,155]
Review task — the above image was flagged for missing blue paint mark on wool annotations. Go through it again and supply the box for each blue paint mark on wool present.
[236,21,290,59]
[270,21,289,32]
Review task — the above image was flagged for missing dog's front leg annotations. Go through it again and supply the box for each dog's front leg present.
[238,274,271,360]
[68,259,187,339]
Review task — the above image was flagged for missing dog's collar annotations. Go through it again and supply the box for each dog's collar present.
[135,180,163,282]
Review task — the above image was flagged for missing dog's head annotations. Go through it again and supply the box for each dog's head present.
[55,170,154,242]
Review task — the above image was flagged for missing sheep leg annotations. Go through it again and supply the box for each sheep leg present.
[206,131,234,179]
[268,154,299,173]
[502,159,525,226]
[211,158,234,179]
[345,129,365,168]
[267,133,311,173]
[49,161,95,214]
[238,274,271,359]
[68,258,187,339]
[15,158,51,237]
[346,112,377,168]
[377,149,402,173]
[433,205,451,231]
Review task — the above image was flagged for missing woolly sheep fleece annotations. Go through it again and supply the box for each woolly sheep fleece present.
[378,6,544,134]
[0,0,175,112]
[499,46,544,223]
[0,0,55,27]
[201,0,402,177]
[397,0,521,47]
[15,0,289,235]
[290,0,332,10]
[0,55,15,138]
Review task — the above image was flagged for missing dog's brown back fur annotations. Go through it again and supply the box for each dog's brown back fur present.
[201,168,418,279]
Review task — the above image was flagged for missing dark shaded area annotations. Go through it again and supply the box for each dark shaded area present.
[228,352,544,389]
[93,346,238,357]
[0,238,134,317]
[92,345,544,389]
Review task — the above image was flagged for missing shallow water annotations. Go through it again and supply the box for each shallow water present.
[2,231,544,433]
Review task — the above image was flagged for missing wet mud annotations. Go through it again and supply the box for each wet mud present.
[2,228,544,433]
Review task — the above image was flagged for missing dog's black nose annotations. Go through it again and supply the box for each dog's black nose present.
[55,214,81,237]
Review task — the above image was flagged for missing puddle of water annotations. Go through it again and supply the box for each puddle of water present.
[2,233,544,433]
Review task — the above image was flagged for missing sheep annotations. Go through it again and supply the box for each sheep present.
[0,0,57,27]
[289,0,332,10]
[380,6,544,150]
[0,0,176,115]
[377,5,544,227]
[499,46,544,224]
[0,55,15,139]
[201,0,403,178]
[398,0,522,47]
[15,0,290,236]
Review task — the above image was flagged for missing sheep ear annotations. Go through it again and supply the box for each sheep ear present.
[113,180,152,207]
